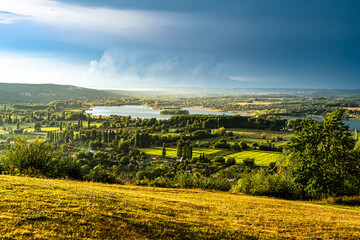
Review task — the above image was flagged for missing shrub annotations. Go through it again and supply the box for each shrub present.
[173,172,232,191]
[232,170,301,200]
[86,164,121,184]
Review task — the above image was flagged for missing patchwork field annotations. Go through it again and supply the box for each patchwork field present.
[193,128,292,147]
[1,175,360,239]
[141,147,283,166]
[224,150,283,166]
[140,147,224,158]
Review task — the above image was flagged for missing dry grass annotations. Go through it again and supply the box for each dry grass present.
[1,175,360,239]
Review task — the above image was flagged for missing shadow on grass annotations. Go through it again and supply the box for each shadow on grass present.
[104,212,258,240]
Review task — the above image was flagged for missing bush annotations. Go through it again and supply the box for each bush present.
[173,172,232,191]
[232,170,301,200]
[136,170,148,180]
[86,164,121,184]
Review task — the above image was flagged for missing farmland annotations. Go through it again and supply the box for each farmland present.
[141,147,283,166]
[140,146,224,159]
[224,150,283,166]
[1,175,360,239]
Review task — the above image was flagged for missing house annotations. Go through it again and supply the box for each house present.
[280,127,293,132]
[149,155,159,160]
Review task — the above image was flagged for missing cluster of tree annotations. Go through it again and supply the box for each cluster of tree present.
[258,140,282,152]
[160,109,189,115]
[133,131,151,148]
[166,114,287,130]
[0,136,81,179]
[286,109,360,198]
[177,139,193,159]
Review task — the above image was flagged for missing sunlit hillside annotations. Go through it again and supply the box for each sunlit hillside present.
[1,175,360,239]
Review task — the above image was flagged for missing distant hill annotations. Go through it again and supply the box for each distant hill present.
[106,87,360,97]
[0,83,126,103]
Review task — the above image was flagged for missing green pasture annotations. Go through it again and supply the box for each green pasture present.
[224,150,283,166]
[195,128,292,146]
[140,147,224,159]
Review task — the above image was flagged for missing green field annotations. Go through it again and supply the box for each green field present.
[224,150,283,166]
[141,147,283,166]
[1,175,360,239]
[228,128,293,146]
[140,147,224,158]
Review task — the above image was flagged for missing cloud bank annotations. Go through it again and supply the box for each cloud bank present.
[88,50,227,87]
[0,0,190,38]
[0,0,359,88]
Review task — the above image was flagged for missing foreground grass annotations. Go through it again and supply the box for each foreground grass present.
[1,175,360,239]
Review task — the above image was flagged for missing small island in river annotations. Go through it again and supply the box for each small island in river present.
[160,109,189,115]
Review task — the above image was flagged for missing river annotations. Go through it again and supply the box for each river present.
[85,105,360,130]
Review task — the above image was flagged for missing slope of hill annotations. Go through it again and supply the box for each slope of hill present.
[1,175,360,239]
[0,83,125,102]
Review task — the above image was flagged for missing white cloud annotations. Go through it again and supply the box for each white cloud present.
[0,0,190,37]
[228,75,257,82]
[88,50,223,86]
[0,51,259,88]
[0,52,91,86]
[0,11,29,24]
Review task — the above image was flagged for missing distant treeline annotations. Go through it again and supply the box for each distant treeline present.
[164,114,287,131]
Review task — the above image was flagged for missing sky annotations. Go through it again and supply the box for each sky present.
[0,0,359,89]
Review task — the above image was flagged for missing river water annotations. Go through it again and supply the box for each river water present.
[85,105,236,120]
[86,105,360,130]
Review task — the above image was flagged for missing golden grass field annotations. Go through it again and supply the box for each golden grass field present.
[1,175,360,239]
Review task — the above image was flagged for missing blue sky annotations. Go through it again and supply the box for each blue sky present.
[0,0,359,89]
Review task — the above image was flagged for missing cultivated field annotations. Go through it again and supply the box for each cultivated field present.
[141,147,283,166]
[224,150,283,166]
[1,175,360,239]
[140,147,223,159]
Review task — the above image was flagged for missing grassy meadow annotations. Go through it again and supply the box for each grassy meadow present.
[140,147,224,159]
[224,150,283,166]
[1,175,360,239]
[141,147,282,166]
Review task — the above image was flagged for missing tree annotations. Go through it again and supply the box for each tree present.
[177,139,184,157]
[162,143,166,159]
[34,122,42,132]
[188,144,193,159]
[133,131,140,148]
[87,115,91,129]
[226,157,236,166]
[286,109,359,198]
[120,156,130,165]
